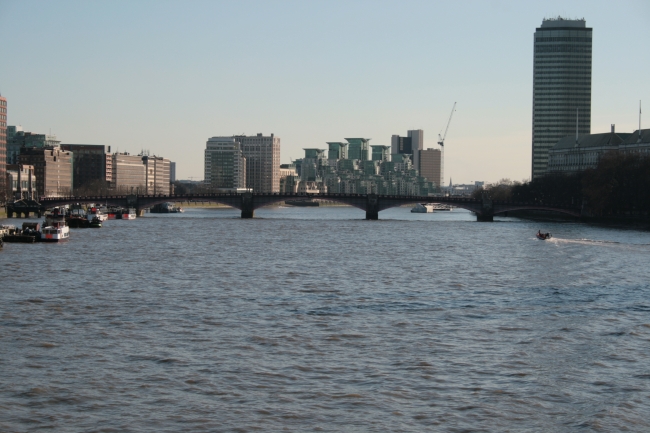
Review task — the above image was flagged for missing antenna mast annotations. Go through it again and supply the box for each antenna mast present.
[438,102,456,190]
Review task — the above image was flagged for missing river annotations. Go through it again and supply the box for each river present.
[1,206,650,432]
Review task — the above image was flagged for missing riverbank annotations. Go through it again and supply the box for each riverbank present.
[506,209,650,230]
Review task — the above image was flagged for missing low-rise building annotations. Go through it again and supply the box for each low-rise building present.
[547,126,649,174]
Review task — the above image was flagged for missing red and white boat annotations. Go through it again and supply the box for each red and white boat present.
[86,207,108,222]
[41,211,70,242]
[121,208,137,220]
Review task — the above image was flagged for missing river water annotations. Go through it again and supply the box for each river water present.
[1,206,650,432]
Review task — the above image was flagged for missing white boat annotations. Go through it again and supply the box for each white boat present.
[41,212,70,242]
[86,206,108,222]
[411,203,434,213]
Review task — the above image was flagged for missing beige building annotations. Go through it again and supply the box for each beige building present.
[18,146,73,197]
[143,155,171,194]
[112,152,146,193]
[6,164,36,200]
[419,148,442,187]
[234,133,280,193]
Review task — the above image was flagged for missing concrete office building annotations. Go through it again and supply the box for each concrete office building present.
[112,152,146,193]
[0,95,6,199]
[18,146,73,197]
[170,162,176,183]
[6,164,36,200]
[204,137,247,190]
[419,148,442,187]
[391,130,424,172]
[143,155,171,195]
[532,17,592,178]
[234,133,280,193]
[60,144,112,191]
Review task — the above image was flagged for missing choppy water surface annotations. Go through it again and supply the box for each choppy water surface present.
[2,206,650,432]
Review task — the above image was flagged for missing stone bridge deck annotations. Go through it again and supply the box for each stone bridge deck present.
[29,193,582,221]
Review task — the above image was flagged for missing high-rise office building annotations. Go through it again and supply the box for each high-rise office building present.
[532,17,592,178]
[419,148,442,187]
[233,133,280,193]
[18,146,73,197]
[142,155,171,195]
[391,130,423,172]
[204,137,247,190]
[0,95,7,199]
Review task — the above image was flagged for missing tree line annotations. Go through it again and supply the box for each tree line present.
[473,152,650,217]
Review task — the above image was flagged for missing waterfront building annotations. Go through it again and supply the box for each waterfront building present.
[279,164,299,193]
[6,164,36,200]
[371,145,391,162]
[142,155,171,195]
[419,148,442,187]
[111,152,146,193]
[170,162,176,183]
[8,127,61,165]
[345,138,370,161]
[547,126,649,174]
[18,146,73,197]
[327,142,348,161]
[0,95,6,199]
[204,137,247,190]
[60,144,112,192]
[532,17,592,178]
[231,133,280,193]
[391,130,424,172]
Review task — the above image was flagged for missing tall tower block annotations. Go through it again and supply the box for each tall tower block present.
[532,17,592,178]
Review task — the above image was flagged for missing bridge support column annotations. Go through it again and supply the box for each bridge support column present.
[365,194,379,220]
[477,193,494,222]
[241,192,254,219]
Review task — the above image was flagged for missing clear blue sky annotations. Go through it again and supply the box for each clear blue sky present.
[1,0,648,183]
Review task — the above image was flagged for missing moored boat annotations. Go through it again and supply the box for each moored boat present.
[41,211,70,242]
[411,203,434,213]
[86,207,108,222]
[121,208,137,220]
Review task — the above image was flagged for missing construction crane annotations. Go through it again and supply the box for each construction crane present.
[437,102,456,190]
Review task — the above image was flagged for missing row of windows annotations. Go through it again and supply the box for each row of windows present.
[0,107,6,113]
[0,101,6,107]
[534,72,591,77]
[535,37,592,43]
[534,89,591,94]
[535,45,591,53]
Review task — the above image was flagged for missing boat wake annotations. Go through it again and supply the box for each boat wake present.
[548,238,650,248]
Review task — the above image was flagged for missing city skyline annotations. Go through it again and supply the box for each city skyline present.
[0,0,648,183]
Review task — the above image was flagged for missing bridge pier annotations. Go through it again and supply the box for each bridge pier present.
[365,194,379,220]
[137,208,146,217]
[477,193,494,222]
[241,193,254,219]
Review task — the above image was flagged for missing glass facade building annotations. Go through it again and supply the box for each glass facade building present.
[532,17,592,178]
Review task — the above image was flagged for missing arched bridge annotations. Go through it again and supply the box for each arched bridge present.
[33,193,583,221]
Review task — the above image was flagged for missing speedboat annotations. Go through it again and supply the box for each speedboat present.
[536,232,552,240]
